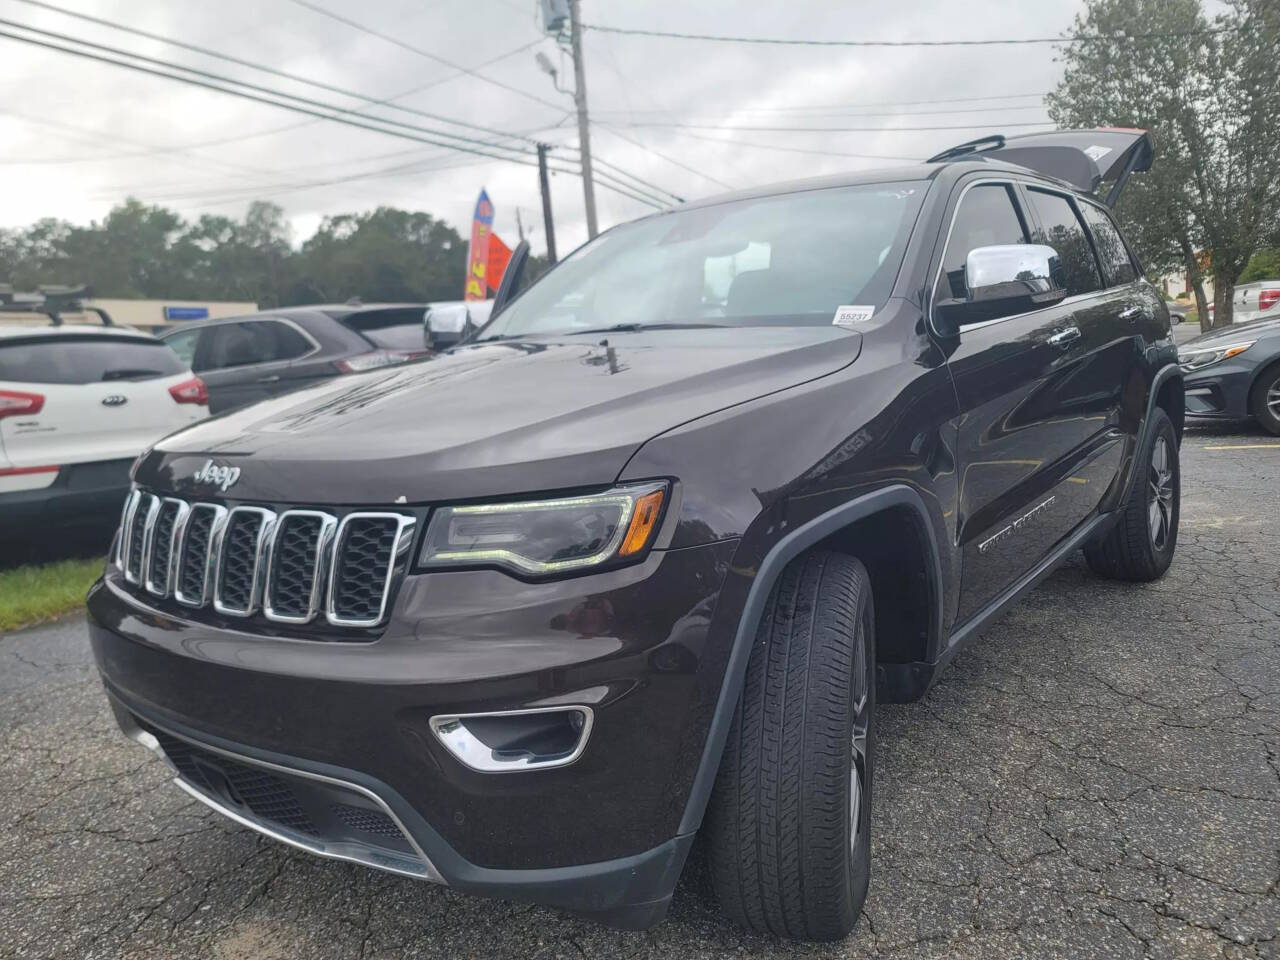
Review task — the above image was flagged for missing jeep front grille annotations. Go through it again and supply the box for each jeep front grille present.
[144,498,188,597]
[117,488,415,630]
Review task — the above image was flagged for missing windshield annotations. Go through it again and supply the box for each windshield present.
[477,181,924,341]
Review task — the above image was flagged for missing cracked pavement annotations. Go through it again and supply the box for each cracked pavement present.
[2,423,1277,959]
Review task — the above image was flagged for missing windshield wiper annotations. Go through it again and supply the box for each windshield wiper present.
[559,322,724,336]
[476,321,723,343]
[101,368,163,381]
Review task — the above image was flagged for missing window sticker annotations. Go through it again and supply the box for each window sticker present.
[1083,145,1113,163]
[833,305,875,328]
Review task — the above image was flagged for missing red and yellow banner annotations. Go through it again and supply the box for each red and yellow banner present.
[464,189,494,302]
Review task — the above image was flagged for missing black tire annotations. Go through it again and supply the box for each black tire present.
[1085,406,1179,581]
[1249,363,1280,436]
[705,550,875,941]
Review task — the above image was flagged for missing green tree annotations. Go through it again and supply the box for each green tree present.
[1238,247,1280,283]
[296,207,466,303]
[2,200,486,309]
[1048,0,1280,329]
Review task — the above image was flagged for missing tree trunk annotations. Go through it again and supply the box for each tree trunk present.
[1191,279,1210,328]
[1178,233,1211,329]
[1210,267,1236,330]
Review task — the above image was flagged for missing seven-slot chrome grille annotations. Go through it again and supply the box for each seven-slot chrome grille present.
[117,488,415,629]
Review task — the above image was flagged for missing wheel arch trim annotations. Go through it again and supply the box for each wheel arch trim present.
[677,484,945,836]
[1124,363,1183,504]
[1246,354,1280,410]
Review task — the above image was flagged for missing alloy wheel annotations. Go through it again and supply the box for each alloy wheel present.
[849,604,871,855]
[1267,380,1280,419]
[1148,436,1175,550]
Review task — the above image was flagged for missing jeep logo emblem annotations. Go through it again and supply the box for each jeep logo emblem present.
[193,459,241,492]
[101,394,128,407]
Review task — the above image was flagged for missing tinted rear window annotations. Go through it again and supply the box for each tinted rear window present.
[0,335,186,384]
[338,308,427,351]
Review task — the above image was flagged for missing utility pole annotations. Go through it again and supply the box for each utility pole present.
[568,0,598,239]
[537,143,558,264]
[515,207,525,242]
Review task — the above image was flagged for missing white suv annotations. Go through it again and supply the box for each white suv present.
[0,324,208,542]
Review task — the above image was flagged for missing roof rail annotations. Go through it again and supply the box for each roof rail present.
[926,134,1007,164]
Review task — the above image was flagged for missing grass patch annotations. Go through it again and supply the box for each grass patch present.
[0,557,104,632]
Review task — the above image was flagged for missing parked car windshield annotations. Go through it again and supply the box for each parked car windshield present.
[0,334,187,384]
[477,181,924,341]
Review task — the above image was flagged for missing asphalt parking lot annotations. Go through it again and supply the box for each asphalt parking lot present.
[2,421,1277,960]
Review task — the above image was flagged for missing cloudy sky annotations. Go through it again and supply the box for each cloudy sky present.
[0,0,1094,255]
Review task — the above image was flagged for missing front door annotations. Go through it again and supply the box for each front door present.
[937,181,1129,626]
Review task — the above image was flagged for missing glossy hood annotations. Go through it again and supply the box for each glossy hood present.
[138,327,863,504]
[1182,315,1280,350]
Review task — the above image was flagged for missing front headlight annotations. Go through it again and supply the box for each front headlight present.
[1178,340,1256,371]
[419,481,668,576]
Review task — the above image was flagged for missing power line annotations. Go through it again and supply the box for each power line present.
[596,126,736,191]
[580,151,683,203]
[617,120,1053,133]
[284,0,567,114]
[0,28,670,209]
[581,23,1237,47]
[0,27,665,211]
[11,0,547,148]
[0,28,540,168]
[0,18,543,160]
[645,127,922,162]
[593,92,1051,115]
[593,104,1051,121]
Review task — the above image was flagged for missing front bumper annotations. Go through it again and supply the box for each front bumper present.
[88,537,738,925]
[1182,361,1255,419]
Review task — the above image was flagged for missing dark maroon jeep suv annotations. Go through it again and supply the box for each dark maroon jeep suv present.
[88,129,1184,940]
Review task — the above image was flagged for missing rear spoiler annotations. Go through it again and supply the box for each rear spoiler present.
[928,128,1154,208]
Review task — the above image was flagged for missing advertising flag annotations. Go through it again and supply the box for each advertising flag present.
[486,234,512,295]
[464,189,494,302]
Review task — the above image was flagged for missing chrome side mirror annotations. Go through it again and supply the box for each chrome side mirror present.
[966,244,1062,301]
[936,244,1067,334]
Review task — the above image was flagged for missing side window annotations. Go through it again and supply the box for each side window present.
[163,328,201,368]
[1078,203,1139,287]
[205,321,280,371]
[937,184,1029,302]
[1025,189,1103,297]
[271,321,313,361]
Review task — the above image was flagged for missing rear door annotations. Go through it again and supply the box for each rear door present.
[0,333,205,472]
[194,319,318,413]
[938,180,1129,626]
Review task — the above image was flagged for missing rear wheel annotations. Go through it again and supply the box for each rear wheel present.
[1249,363,1280,436]
[705,551,875,941]
[1085,406,1179,581]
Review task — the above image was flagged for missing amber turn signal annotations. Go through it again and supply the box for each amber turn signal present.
[619,489,665,556]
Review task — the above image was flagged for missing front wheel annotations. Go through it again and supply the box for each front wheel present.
[1085,406,1180,581]
[705,551,875,941]
[1249,363,1280,436]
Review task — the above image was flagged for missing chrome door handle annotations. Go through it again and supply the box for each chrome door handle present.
[257,374,281,383]
[1047,327,1082,348]
[1119,306,1143,321]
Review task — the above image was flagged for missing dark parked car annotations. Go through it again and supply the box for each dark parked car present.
[1179,313,1280,434]
[89,129,1184,941]
[160,303,431,413]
